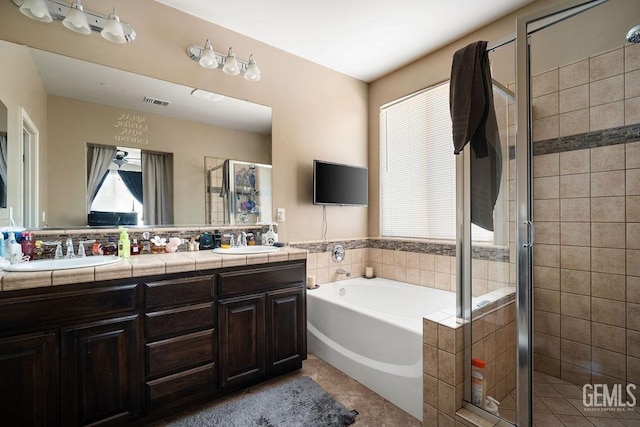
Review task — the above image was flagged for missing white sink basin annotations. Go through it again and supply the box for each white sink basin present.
[212,246,281,255]
[4,255,122,272]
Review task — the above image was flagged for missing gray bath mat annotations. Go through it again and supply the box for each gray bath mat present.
[165,376,357,426]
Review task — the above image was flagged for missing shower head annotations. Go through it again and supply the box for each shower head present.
[627,24,640,43]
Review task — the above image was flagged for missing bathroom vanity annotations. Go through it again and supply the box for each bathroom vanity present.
[0,250,307,426]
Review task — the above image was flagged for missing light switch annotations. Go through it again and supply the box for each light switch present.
[277,208,285,222]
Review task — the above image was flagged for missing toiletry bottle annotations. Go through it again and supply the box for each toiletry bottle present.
[130,238,140,256]
[33,240,43,260]
[104,237,117,255]
[118,227,131,258]
[471,358,486,407]
[21,232,34,261]
[7,231,22,262]
[199,232,213,250]
[213,230,222,249]
[0,231,5,259]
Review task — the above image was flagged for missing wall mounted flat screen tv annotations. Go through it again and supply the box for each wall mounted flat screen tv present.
[313,160,368,206]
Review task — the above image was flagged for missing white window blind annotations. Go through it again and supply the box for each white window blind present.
[380,81,493,242]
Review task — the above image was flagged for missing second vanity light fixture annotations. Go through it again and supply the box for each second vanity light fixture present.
[13,0,136,44]
[187,40,262,82]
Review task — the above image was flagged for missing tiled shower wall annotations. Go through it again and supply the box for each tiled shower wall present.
[531,43,640,388]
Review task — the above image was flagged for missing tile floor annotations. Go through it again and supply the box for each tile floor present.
[494,371,640,427]
[157,353,421,426]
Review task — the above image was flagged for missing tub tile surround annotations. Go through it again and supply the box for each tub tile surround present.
[298,238,512,298]
[423,300,517,427]
[529,42,640,395]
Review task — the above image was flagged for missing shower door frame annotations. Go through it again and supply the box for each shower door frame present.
[514,0,609,426]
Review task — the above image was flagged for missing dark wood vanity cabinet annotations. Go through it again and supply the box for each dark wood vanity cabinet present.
[0,330,59,426]
[217,261,306,392]
[0,260,306,426]
[143,275,216,414]
[0,281,140,427]
[61,315,141,426]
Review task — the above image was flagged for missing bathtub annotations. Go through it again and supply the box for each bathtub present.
[307,277,456,421]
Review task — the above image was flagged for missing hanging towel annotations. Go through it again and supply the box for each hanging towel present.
[450,40,502,232]
[219,159,230,198]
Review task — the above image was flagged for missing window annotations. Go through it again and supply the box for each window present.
[91,170,143,225]
[380,81,493,242]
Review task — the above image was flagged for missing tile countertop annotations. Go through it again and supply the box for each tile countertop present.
[0,247,308,292]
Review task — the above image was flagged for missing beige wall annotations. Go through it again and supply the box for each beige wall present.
[367,0,640,237]
[0,0,368,241]
[46,95,270,226]
[0,40,47,225]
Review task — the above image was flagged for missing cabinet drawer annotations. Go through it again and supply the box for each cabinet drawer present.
[218,262,305,298]
[0,284,138,333]
[146,329,215,378]
[146,363,215,412]
[145,276,214,310]
[145,303,214,340]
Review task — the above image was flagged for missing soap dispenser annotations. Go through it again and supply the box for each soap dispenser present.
[118,227,131,258]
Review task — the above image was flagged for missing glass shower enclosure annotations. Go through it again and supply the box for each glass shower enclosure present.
[458,0,639,425]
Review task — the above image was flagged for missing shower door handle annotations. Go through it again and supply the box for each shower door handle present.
[522,220,535,248]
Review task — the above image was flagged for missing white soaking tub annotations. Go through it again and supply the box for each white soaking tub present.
[307,277,456,420]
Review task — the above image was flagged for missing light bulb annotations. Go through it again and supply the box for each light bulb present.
[101,8,126,44]
[244,55,261,81]
[19,0,52,22]
[62,0,91,35]
[222,47,240,75]
[199,40,218,68]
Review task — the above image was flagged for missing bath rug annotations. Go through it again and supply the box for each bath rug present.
[164,376,357,427]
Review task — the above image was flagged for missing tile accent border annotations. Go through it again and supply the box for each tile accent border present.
[290,238,509,262]
[508,124,640,159]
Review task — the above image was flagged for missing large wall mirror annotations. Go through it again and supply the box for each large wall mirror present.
[0,99,7,210]
[0,39,272,229]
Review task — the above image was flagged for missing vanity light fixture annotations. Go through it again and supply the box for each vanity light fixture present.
[191,89,225,103]
[18,0,52,22]
[62,0,90,35]
[186,41,262,82]
[11,0,136,43]
[101,8,126,44]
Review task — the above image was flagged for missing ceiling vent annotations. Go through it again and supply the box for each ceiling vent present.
[144,96,171,107]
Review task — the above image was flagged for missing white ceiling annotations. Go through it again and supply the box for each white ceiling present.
[29,47,272,135]
[156,0,534,82]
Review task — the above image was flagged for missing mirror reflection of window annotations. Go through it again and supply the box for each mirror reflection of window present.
[87,144,143,226]
[87,144,174,226]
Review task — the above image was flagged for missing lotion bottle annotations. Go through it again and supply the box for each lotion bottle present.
[118,227,131,258]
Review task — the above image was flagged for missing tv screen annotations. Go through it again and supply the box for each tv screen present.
[313,160,368,206]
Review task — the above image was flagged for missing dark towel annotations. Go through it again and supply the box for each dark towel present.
[450,41,502,232]
[219,159,230,198]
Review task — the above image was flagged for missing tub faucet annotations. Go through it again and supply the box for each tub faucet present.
[65,238,75,258]
[336,267,351,277]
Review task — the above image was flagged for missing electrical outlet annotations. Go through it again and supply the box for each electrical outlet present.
[277,208,285,222]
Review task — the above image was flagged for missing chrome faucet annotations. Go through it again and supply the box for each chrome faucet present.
[65,238,75,258]
[238,232,247,247]
[336,267,351,277]
[54,242,63,259]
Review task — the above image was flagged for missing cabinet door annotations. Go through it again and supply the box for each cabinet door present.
[218,294,265,389]
[61,315,140,427]
[266,287,306,373]
[0,331,59,426]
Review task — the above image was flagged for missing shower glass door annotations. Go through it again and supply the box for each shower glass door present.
[461,39,519,425]
[516,0,640,425]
